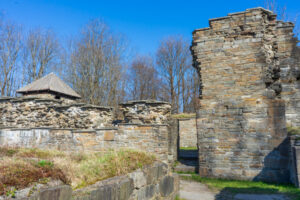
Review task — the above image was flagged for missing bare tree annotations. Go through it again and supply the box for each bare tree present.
[183,70,200,112]
[129,56,161,100]
[66,19,127,106]
[0,19,21,96]
[22,29,59,84]
[264,0,298,26]
[156,36,192,113]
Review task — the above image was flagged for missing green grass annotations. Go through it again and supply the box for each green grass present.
[287,126,300,135]
[182,174,300,199]
[0,147,156,195]
[175,195,186,200]
[180,147,198,151]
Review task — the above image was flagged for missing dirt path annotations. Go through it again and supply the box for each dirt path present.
[180,179,216,200]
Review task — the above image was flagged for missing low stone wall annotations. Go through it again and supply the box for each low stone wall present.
[178,117,197,148]
[0,162,179,200]
[0,124,172,162]
[0,97,113,129]
[73,162,179,200]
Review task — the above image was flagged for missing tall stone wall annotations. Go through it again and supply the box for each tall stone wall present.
[191,8,296,183]
[281,46,300,127]
[0,97,113,129]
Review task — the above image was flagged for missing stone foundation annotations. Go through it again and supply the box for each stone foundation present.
[191,7,296,183]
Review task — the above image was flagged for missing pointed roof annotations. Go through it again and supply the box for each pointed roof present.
[17,73,81,98]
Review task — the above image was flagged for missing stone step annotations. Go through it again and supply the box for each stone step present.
[174,164,198,173]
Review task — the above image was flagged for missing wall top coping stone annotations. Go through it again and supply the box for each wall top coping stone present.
[50,104,113,110]
[0,127,118,132]
[0,127,75,131]
[118,123,169,127]
[0,125,169,132]
[72,127,119,133]
[210,7,274,22]
[192,7,293,34]
[72,129,97,133]
[177,117,197,120]
[120,100,170,105]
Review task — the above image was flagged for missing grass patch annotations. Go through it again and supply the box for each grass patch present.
[0,147,156,195]
[172,113,196,119]
[182,174,300,199]
[180,147,198,151]
[0,158,68,196]
[175,195,186,200]
[287,126,300,136]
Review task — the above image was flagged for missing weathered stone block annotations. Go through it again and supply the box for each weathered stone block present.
[143,162,168,185]
[128,170,147,189]
[104,132,115,141]
[159,176,174,197]
[35,185,72,200]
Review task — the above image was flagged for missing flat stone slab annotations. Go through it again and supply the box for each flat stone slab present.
[175,164,197,173]
[234,194,290,200]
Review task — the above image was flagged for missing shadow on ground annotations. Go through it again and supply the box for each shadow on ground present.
[215,187,292,200]
[177,149,198,173]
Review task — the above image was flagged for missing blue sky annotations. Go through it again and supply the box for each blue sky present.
[0,0,299,55]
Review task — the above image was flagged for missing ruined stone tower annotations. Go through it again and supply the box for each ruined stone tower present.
[191,7,299,183]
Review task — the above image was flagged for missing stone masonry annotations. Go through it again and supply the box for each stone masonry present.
[0,161,179,200]
[191,8,297,183]
[119,100,171,124]
[0,125,170,162]
[0,99,177,163]
[178,117,197,148]
[281,45,300,127]
[0,97,113,129]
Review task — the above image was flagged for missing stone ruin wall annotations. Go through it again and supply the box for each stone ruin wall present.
[191,8,299,183]
[177,117,197,148]
[281,45,300,127]
[0,125,170,162]
[0,97,114,129]
[119,100,172,124]
[0,99,177,163]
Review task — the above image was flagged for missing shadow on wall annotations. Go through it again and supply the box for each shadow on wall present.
[213,138,296,199]
[178,149,199,173]
[253,138,291,184]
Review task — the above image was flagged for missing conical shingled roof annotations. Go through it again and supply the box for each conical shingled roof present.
[17,73,81,98]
